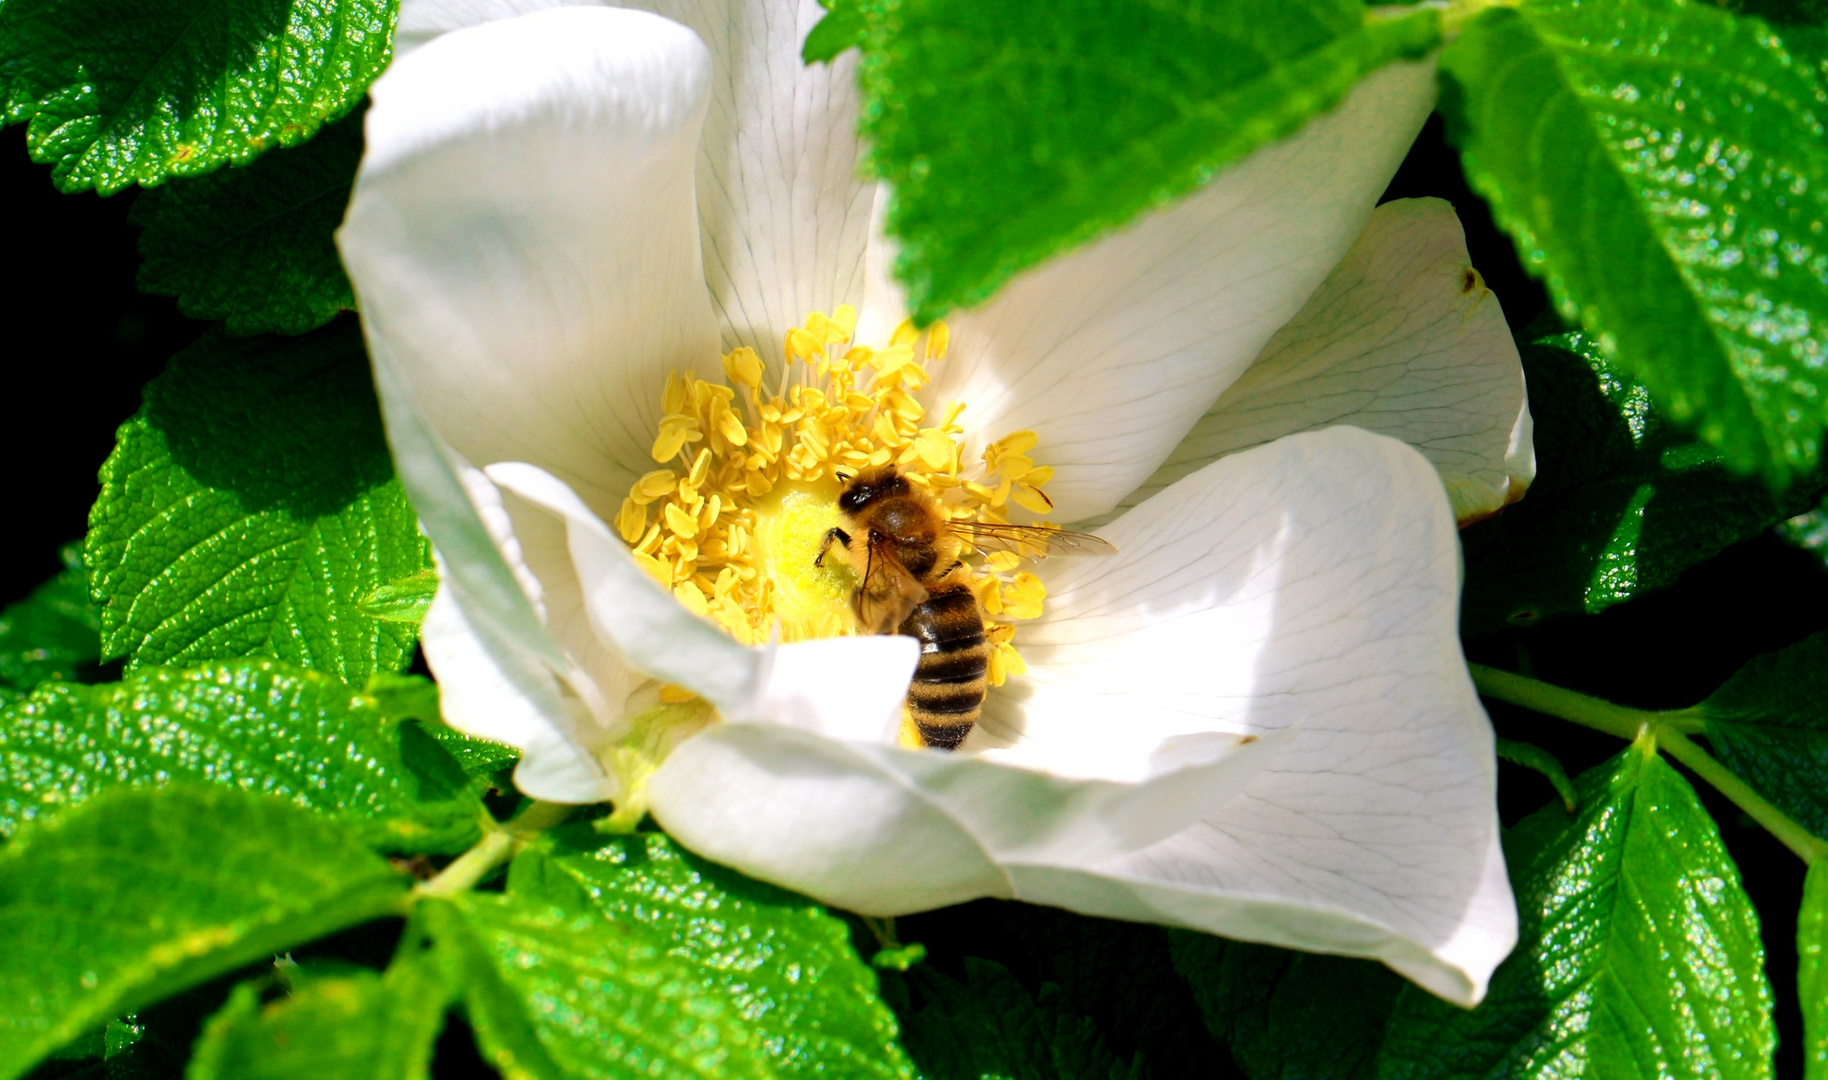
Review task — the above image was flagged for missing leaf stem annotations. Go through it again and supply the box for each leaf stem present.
[1438,0,1520,38]
[1468,663,1823,862]
[1657,729,1828,863]
[1468,664,1657,739]
[416,800,575,898]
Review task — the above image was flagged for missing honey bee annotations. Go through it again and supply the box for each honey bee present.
[817,464,1116,749]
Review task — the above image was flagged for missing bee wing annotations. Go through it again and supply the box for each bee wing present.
[950,520,1118,559]
[856,534,930,634]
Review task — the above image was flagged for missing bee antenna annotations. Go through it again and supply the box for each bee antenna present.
[836,469,855,482]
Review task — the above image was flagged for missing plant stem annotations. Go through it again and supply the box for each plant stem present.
[507,799,580,836]
[418,828,515,898]
[1468,664,1655,740]
[1657,730,1828,863]
[416,800,576,898]
[1440,0,1519,37]
[1468,663,1823,863]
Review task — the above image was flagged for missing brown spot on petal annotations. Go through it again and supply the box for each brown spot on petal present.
[1456,474,1533,529]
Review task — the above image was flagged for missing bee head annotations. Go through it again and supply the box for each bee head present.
[838,465,906,514]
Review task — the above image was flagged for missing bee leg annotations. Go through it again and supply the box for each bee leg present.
[815,528,851,567]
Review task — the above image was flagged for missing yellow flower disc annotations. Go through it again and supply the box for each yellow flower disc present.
[620,305,1057,688]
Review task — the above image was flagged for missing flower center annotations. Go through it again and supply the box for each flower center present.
[616,306,1059,739]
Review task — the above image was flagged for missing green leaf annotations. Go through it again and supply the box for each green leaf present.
[1169,934,1400,1080]
[0,0,394,194]
[1460,334,1827,635]
[1377,743,1774,1080]
[955,904,1220,1075]
[87,319,431,684]
[1803,860,1828,1080]
[0,659,483,853]
[0,544,101,694]
[188,951,450,1080]
[1495,737,1579,813]
[507,828,913,1079]
[132,110,361,337]
[1779,499,1828,565]
[34,990,234,1080]
[35,1018,151,1079]
[1441,0,1828,484]
[0,786,409,1080]
[890,957,1145,1080]
[357,568,438,626]
[1700,630,1828,839]
[1708,0,1828,28]
[420,894,773,1080]
[802,0,867,63]
[364,672,518,779]
[856,0,1441,322]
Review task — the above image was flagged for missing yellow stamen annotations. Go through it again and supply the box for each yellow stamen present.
[621,309,1062,699]
[651,415,701,462]
[616,498,647,543]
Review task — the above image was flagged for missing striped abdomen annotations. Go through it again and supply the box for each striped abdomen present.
[897,583,987,750]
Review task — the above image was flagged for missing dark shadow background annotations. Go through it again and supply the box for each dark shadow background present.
[1,126,198,588]
[3,110,1822,1075]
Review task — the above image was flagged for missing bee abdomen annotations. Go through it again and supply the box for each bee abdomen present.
[898,586,987,750]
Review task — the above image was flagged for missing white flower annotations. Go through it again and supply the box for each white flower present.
[338,0,1533,1005]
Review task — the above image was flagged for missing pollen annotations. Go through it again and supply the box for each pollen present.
[621,306,1060,682]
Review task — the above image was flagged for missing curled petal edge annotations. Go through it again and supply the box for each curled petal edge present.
[482,462,923,741]
[647,721,1288,914]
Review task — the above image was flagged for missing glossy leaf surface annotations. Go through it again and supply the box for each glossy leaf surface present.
[87,319,429,683]
[506,828,914,1079]
[1443,0,1828,483]
[1461,334,1825,635]
[1802,860,1828,1080]
[0,787,408,1080]
[857,0,1439,321]
[424,895,771,1080]
[188,954,449,1080]
[1378,745,1773,1079]
[0,660,481,853]
[0,0,393,193]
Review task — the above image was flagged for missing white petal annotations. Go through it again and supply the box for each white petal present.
[986,427,1514,1005]
[417,461,641,802]
[650,725,1013,914]
[1115,198,1535,526]
[485,462,760,705]
[369,343,631,804]
[873,60,1436,524]
[339,7,720,520]
[367,340,564,676]
[627,0,875,366]
[483,462,919,733]
[394,0,603,55]
[745,635,919,743]
[390,0,875,368]
[647,719,1286,914]
[422,585,620,802]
